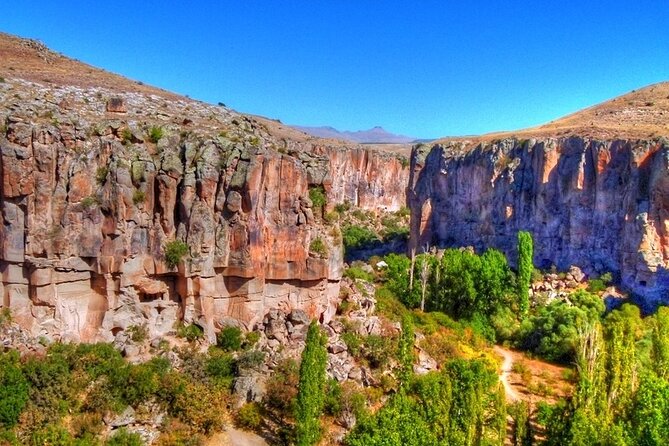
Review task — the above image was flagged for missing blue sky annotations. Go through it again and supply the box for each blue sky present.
[1,1,668,138]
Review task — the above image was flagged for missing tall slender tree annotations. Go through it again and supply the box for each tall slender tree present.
[517,231,533,317]
[295,322,328,446]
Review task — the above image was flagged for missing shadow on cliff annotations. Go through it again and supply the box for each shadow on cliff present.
[406,144,445,253]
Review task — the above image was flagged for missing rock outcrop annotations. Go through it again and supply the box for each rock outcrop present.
[409,136,669,305]
[0,31,411,343]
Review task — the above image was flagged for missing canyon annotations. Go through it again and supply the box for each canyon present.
[1,31,669,347]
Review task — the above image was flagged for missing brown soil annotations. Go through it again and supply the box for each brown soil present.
[496,346,573,405]
[0,32,180,99]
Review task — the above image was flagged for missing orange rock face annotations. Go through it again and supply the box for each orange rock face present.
[409,137,669,307]
[0,119,350,342]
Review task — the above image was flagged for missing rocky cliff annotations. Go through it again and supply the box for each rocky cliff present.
[0,34,410,342]
[409,83,669,306]
[409,134,669,305]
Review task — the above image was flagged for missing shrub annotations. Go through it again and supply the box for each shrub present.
[127,325,148,343]
[243,331,261,350]
[396,206,410,217]
[176,323,203,342]
[264,359,299,416]
[105,428,143,446]
[308,186,327,209]
[0,308,12,326]
[132,189,145,205]
[364,335,394,369]
[96,166,109,184]
[235,350,265,373]
[334,201,351,213]
[205,351,235,386]
[217,327,242,352]
[170,379,229,434]
[341,332,363,357]
[81,196,98,208]
[309,237,328,257]
[237,402,262,429]
[165,240,189,268]
[343,266,373,282]
[324,211,339,224]
[147,126,164,143]
[121,128,133,145]
[588,272,612,293]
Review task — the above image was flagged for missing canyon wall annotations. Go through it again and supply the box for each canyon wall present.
[0,117,348,342]
[409,137,669,305]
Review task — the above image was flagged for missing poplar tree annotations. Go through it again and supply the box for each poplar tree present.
[517,231,533,317]
[295,322,328,446]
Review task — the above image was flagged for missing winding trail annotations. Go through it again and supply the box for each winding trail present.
[494,345,522,402]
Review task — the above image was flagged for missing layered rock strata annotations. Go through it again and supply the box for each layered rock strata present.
[409,137,669,305]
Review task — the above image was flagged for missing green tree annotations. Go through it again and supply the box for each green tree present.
[517,231,533,317]
[0,351,29,426]
[295,322,328,446]
[651,306,669,379]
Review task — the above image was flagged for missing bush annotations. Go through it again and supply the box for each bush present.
[309,186,327,209]
[217,327,242,352]
[165,240,189,268]
[324,211,339,224]
[176,323,203,342]
[127,325,148,343]
[264,359,299,416]
[96,167,109,185]
[235,350,265,373]
[344,266,373,282]
[170,379,229,434]
[341,332,363,357]
[587,273,611,293]
[237,402,262,429]
[81,196,98,208]
[334,201,351,213]
[147,126,164,143]
[105,428,143,446]
[205,351,235,386]
[309,237,328,257]
[243,331,261,350]
[132,189,145,205]
[121,128,133,145]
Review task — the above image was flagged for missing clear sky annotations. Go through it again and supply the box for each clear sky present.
[1,1,668,138]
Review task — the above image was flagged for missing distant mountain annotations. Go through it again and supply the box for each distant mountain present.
[293,125,417,144]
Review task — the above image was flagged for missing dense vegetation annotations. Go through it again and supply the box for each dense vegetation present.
[0,326,264,445]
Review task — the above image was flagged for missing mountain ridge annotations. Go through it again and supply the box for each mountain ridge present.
[293,124,418,144]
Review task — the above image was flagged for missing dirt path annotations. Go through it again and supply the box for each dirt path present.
[206,428,268,446]
[494,345,522,402]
